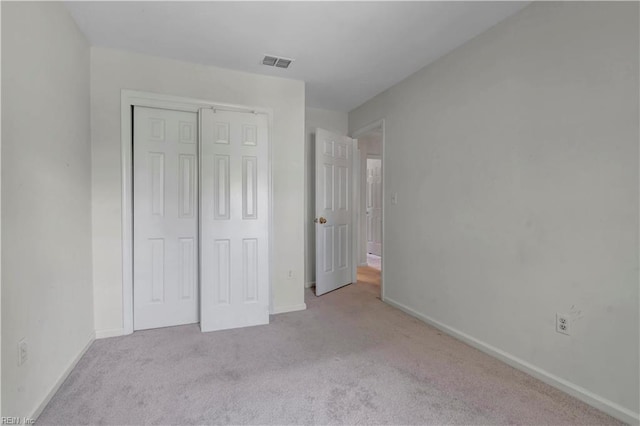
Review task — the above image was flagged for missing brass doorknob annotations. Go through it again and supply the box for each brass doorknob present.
[317,217,327,224]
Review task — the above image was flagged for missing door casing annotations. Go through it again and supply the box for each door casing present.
[121,90,274,335]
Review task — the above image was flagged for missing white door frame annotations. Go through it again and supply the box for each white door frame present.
[351,119,386,301]
[121,90,274,335]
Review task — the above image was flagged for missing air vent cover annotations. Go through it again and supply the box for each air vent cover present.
[275,58,292,68]
[262,55,294,69]
[262,56,278,66]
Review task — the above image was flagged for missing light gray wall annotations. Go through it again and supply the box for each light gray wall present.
[1,1,94,417]
[349,2,639,421]
[304,108,349,286]
[91,47,306,334]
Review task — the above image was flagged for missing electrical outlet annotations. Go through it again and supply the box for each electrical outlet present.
[18,339,28,366]
[391,193,398,205]
[556,313,570,335]
[287,270,294,280]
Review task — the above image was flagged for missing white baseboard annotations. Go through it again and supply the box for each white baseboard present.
[95,328,125,339]
[304,281,315,289]
[271,303,307,315]
[32,331,95,421]
[383,296,639,426]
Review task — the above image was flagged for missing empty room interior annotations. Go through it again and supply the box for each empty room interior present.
[1,1,639,425]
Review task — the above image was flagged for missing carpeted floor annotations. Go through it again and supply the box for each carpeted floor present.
[38,280,621,425]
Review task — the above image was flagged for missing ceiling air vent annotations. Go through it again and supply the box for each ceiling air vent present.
[275,58,292,68]
[262,55,278,66]
[262,55,294,69]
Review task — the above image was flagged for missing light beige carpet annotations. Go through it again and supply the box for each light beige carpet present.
[38,281,621,425]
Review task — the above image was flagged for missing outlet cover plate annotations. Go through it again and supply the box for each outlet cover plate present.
[556,313,570,335]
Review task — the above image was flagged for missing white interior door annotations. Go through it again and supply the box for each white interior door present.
[133,106,199,330]
[366,158,382,256]
[199,108,270,332]
[315,128,354,296]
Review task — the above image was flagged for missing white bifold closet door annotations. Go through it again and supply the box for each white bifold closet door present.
[133,106,199,331]
[199,108,270,332]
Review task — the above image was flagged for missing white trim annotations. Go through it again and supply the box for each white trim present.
[121,90,273,334]
[267,107,275,321]
[384,296,640,426]
[32,332,95,420]
[351,119,386,300]
[271,303,307,315]
[304,281,315,289]
[351,137,360,284]
[95,328,125,339]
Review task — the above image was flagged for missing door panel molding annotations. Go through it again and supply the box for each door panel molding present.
[315,128,354,296]
[133,107,199,330]
[199,108,270,331]
[121,90,273,335]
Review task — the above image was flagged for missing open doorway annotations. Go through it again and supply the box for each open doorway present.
[311,121,384,300]
[355,126,383,298]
